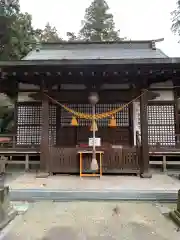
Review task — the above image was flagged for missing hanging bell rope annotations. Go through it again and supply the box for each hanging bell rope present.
[44,89,148,120]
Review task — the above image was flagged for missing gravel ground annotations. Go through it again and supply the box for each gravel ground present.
[1,202,180,240]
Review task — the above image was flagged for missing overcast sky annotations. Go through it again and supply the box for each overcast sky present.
[19,0,180,57]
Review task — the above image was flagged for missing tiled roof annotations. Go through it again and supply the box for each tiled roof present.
[23,41,168,61]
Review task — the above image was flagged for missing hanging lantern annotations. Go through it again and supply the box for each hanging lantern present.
[71,116,78,126]
[109,116,117,127]
[90,121,98,131]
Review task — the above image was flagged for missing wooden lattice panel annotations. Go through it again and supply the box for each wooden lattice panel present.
[49,125,56,145]
[49,105,56,125]
[148,125,175,146]
[103,147,139,173]
[17,103,57,145]
[148,105,174,125]
[134,103,175,146]
[60,103,129,127]
[17,105,42,125]
[148,104,175,146]
[17,126,41,145]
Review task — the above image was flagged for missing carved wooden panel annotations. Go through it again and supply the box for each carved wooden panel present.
[49,147,78,173]
[103,147,139,173]
[49,147,139,174]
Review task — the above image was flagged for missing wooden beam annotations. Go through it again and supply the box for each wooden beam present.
[29,89,140,103]
[140,88,152,178]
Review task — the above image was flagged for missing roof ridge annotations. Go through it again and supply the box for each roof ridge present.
[39,39,164,46]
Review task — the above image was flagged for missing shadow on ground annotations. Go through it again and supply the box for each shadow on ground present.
[39,223,170,240]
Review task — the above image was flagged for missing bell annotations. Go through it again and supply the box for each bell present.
[109,116,117,127]
[90,158,99,171]
[71,116,78,126]
[90,121,98,131]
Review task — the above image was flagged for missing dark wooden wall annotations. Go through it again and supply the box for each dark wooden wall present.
[15,90,135,147]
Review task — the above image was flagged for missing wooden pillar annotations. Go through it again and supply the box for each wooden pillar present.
[140,89,152,178]
[174,86,180,147]
[40,91,50,173]
[13,86,18,148]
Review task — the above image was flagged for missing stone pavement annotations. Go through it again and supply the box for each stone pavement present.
[5,172,180,191]
[0,202,180,240]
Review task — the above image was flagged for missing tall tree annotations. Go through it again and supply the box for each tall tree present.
[0,0,37,60]
[67,32,78,41]
[36,22,62,42]
[171,0,180,39]
[0,0,36,132]
[79,0,121,41]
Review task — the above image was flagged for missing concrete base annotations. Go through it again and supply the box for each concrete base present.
[9,189,178,202]
[0,186,17,230]
[140,171,152,178]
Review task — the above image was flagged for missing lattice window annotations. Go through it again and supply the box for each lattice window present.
[49,126,56,145]
[17,126,41,145]
[148,104,175,146]
[49,104,57,145]
[134,103,175,146]
[148,105,174,125]
[60,103,129,127]
[17,105,42,125]
[49,105,56,125]
[17,103,57,145]
[148,125,175,146]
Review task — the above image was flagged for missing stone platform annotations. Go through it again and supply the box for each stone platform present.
[4,172,180,201]
[6,173,180,191]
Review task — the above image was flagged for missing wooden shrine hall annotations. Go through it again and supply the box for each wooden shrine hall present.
[1,40,180,177]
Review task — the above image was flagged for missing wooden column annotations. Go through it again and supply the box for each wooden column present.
[140,89,152,178]
[40,91,50,173]
[174,86,180,147]
[13,86,18,148]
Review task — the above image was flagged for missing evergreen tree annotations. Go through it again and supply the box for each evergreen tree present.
[172,0,180,39]
[0,0,37,60]
[67,32,78,41]
[36,22,62,42]
[79,0,121,41]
